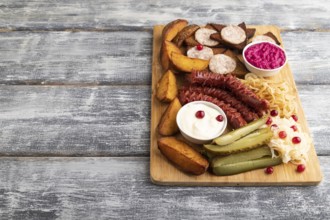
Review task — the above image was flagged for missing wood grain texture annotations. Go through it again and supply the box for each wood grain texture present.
[0,31,151,85]
[0,84,328,156]
[0,31,329,85]
[1,0,330,30]
[284,31,330,84]
[150,25,322,185]
[0,156,329,219]
[0,85,150,156]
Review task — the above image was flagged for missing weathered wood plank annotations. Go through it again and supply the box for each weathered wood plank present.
[0,156,328,219]
[1,0,330,30]
[0,31,329,85]
[0,31,151,85]
[0,84,328,156]
[297,84,330,155]
[285,31,330,84]
[0,85,150,156]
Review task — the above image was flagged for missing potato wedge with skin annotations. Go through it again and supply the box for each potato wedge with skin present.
[156,70,178,102]
[158,137,209,175]
[158,97,181,136]
[170,52,209,72]
[162,19,188,41]
[173,24,200,47]
[160,40,182,71]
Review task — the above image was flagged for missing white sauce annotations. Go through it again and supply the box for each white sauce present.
[178,103,225,139]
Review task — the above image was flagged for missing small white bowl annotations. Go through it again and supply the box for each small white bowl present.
[242,41,287,77]
[176,101,227,144]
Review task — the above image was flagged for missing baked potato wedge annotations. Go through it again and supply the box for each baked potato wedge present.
[162,19,188,41]
[156,70,177,102]
[160,40,182,71]
[170,52,209,72]
[173,24,200,47]
[158,137,209,175]
[158,97,181,136]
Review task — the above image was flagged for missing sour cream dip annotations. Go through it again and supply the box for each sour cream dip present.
[176,101,227,144]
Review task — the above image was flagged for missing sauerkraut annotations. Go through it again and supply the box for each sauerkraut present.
[267,116,312,164]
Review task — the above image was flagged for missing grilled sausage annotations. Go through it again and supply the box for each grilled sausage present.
[183,86,259,122]
[179,89,247,129]
[188,70,270,111]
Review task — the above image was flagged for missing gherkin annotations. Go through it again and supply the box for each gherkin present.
[204,127,273,155]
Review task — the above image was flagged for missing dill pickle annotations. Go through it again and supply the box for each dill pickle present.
[204,127,273,155]
[212,156,282,176]
[213,116,268,146]
[211,146,273,168]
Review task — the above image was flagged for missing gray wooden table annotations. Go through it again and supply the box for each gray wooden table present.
[0,0,329,219]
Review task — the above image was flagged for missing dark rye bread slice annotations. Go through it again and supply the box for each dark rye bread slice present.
[264,32,281,45]
[212,48,227,55]
[246,28,256,39]
[209,22,248,51]
[223,49,249,77]
[184,35,199,46]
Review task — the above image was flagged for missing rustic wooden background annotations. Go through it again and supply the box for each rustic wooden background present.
[0,0,329,219]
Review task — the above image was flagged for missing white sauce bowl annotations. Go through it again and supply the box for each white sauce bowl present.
[176,101,227,144]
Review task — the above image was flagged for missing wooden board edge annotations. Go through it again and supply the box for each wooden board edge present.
[150,179,323,187]
[149,24,323,186]
[150,25,163,183]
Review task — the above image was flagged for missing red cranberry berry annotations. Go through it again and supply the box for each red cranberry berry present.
[266,117,272,125]
[196,44,203,51]
[290,125,298,132]
[278,131,287,139]
[270,110,278,117]
[265,166,274,174]
[195,110,205,118]
[292,136,301,144]
[271,124,278,130]
[216,115,224,122]
[195,110,205,119]
[297,164,305,173]
[292,115,298,122]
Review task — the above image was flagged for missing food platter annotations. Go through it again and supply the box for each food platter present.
[150,24,322,186]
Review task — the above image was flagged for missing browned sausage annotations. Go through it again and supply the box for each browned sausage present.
[179,89,247,129]
[183,86,259,122]
[188,70,270,111]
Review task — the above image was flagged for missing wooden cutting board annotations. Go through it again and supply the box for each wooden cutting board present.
[150,25,323,186]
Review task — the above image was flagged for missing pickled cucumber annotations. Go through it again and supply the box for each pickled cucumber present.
[211,146,273,168]
[213,116,268,146]
[212,156,282,176]
[204,127,273,155]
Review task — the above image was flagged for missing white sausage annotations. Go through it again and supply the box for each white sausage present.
[221,25,246,44]
[209,54,236,74]
[187,46,214,60]
[195,28,219,47]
